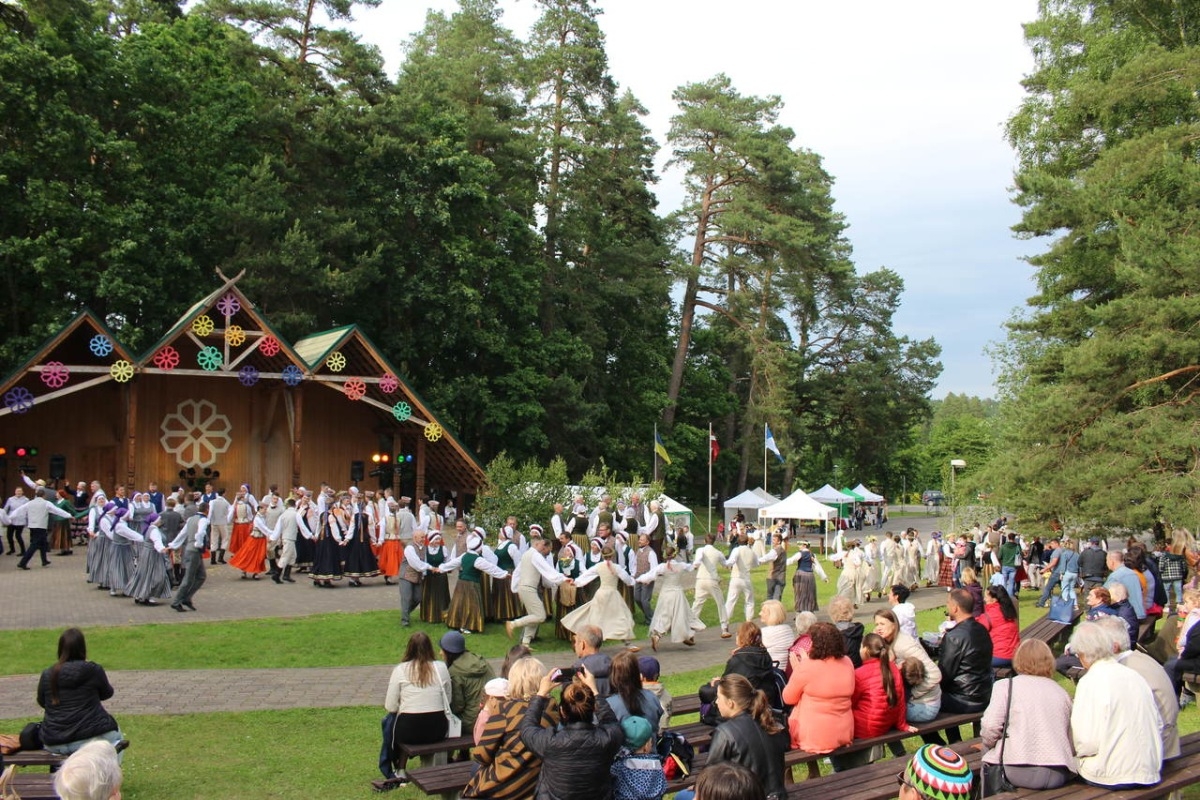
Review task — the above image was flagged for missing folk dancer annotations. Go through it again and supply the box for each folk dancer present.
[376,499,404,585]
[103,508,136,597]
[490,519,524,621]
[923,531,942,588]
[168,505,210,612]
[344,501,381,587]
[71,481,90,546]
[310,498,351,588]
[639,544,704,651]
[641,500,667,561]
[788,539,828,613]
[569,495,590,552]
[691,533,732,638]
[878,532,900,600]
[86,501,113,586]
[836,539,870,607]
[421,532,452,624]
[157,497,185,586]
[724,533,760,625]
[228,504,271,579]
[398,529,433,627]
[554,530,582,640]
[561,545,639,650]
[760,532,789,602]
[272,498,302,584]
[630,533,660,624]
[226,487,254,559]
[440,528,509,634]
[16,487,72,570]
[506,536,570,646]
[123,513,173,606]
[898,529,922,590]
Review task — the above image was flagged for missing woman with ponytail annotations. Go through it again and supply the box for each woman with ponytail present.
[688,674,787,800]
[848,633,916,769]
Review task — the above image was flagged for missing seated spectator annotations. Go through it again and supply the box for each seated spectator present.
[693,762,765,800]
[378,631,451,787]
[471,678,508,746]
[605,650,664,730]
[1093,615,1180,761]
[677,674,787,800]
[873,608,941,723]
[463,658,559,799]
[1069,621,1162,788]
[501,644,532,678]
[1165,588,1200,707]
[1104,550,1146,620]
[638,656,673,732]
[846,633,914,769]
[959,567,985,618]
[519,665,624,800]
[570,625,612,698]
[979,640,1076,790]
[827,595,864,667]
[36,628,123,759]
[1107,583,1141,647]
[700,621,781,722]
[52,740,122,800]
[758,600,793,667]
[784,611,817,680]
[897,744,973,800]
[609,716,666,800]
[782,622,854,778]
[978,585,1020,671]
[890,584,918,639]
[441,630,495,735]
[1083,586,1116,621]
[928,588,992,745]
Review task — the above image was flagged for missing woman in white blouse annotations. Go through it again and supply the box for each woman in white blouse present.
[378,631,452,788]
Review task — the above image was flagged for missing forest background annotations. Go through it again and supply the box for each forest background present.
[4,0,1195,532]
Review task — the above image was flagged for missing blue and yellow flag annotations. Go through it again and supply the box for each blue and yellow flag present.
[654,432,671,465]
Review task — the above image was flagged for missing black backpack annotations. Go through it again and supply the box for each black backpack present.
[656,730,694,779]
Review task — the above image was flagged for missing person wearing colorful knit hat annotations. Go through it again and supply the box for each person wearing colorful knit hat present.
[898,744,973,800]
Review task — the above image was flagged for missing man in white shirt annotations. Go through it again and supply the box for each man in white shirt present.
[17,488,72,569]
[724,533,761,626]
[506,537,569,646]
[168,506,210,612]
[692,534,732,638]
[207,489,231,565]
[4,486,28,556]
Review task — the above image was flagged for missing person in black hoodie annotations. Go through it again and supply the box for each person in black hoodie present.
[519,664,624,800]
[37,628,123,758]
[699,621,782,724]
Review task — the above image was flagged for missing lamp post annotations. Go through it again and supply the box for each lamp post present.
[949,459,966,532]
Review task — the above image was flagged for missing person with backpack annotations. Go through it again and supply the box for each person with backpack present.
[609,716,666,800]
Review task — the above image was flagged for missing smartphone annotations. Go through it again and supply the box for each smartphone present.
[553,667,578,682]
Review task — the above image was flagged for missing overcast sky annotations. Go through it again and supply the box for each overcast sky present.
[347,0,1043,399]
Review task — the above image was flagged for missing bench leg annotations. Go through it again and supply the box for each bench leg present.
[419,752,449,769]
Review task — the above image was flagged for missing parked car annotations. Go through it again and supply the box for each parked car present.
[921,490,944,506]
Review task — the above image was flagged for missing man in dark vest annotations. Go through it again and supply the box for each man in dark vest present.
[168,502,210,612]
[399,529,434,626]
[642,500,667,560]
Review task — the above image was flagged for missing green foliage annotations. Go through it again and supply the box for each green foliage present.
[988,0,1200,527]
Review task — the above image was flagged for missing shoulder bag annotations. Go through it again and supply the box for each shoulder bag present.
[980,677,1016,796]
[442,676,463,738]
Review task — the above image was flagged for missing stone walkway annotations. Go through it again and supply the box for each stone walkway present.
[0,515,957,719]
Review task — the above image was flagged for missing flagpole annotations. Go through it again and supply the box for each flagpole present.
[763,423,768,494]
[707,421,713,534]
[653,423,658,484]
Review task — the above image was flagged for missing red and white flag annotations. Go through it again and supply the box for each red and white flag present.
[710,433,720,464]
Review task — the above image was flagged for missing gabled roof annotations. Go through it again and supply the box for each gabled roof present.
[0,311,137,417]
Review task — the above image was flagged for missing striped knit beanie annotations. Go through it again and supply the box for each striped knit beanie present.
[904,744,972,800]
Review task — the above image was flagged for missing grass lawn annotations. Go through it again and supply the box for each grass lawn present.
[6,554,1196,798]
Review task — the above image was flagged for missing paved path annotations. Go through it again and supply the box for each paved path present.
[0,515,957,719]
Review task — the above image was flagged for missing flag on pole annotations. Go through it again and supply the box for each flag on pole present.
[710,432,720,464]
[655,431,672,465]
[765,424,784,462]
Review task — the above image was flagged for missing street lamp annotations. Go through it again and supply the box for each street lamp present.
[949,459,966,531]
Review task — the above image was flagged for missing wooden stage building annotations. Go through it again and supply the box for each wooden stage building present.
[0,274,485,503]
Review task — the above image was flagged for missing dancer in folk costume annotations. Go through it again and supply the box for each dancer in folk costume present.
[343,500,381,587]
[227,485,256,556]
[554,530,582,640]
[103,508,136,597]
[577,537,605,605]
[294,492,316,572]
[228,503,272,579]
[724,532,761,626]
[899,529,923,589]
[489,519,524,621]
[923,531,942,587]
[863,536,882,600]
[878,532,899,600]
[86,500,113,587]
[123,513,173,605]
[569,495,591,553]
[376,498,404,585]
[561,545,639,648]
[639,544,704,650]
[506,535,570,647]
[836,539,870,607]
[936,533,956,589]
[789,540,828,613]
[441,528,509,633]
[310,498,351,588]
[420,532,452,624]
[691,533,732,637]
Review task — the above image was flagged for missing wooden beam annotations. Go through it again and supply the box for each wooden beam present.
[291,387,303,489]
[124,380,138,489]
[0,375,112,417]
[313,379,429,426]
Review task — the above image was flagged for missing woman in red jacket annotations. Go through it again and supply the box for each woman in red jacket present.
[846,633,915,770]
[979,585,1020,670]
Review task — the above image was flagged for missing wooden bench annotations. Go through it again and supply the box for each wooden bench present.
[996,607,1083,679]
[8,772,58,800]
[785,739,982,800]
[986,730,1200,800]
[2,750,66,769]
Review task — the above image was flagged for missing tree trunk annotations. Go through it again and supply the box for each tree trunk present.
[663,173,714,428]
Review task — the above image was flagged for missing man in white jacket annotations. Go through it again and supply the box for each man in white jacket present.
[17,487,72,570]
[691,534,731,638]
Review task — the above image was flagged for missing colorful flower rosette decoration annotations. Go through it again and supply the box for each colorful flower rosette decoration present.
[224,325,246,347]
[197,346,223,372]
[216,293,241,317]
[258,336,280,357]
[41,361,69,389]
[110,360,135,383]
[379,373,399,394]
[192,315,215,337]
[391,401,412,422]
[326,352,347,373]
[282,365,303,387]
[4,387,34,414]
[153,346,180,370]
[424,422,443,442]
[89,334,113,358]
[238,365,260,387]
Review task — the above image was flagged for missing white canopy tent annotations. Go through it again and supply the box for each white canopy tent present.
[723,487,779,527]
[852,483,885,503]
[758,489,838,551]
[658,494,693,530]
[810,484,858,505]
